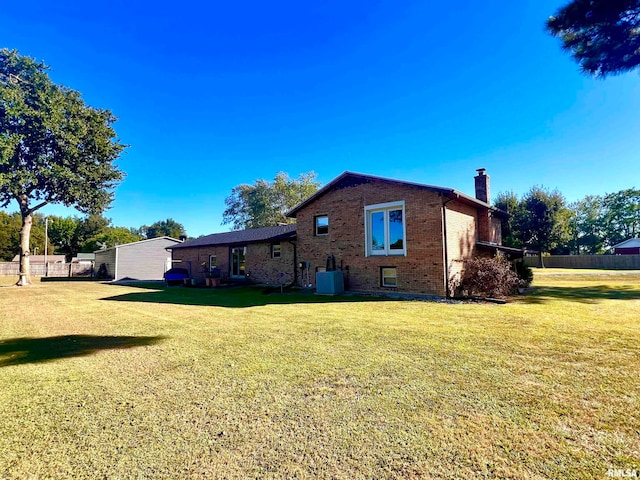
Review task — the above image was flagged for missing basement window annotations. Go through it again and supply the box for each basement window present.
[381,267,398,287]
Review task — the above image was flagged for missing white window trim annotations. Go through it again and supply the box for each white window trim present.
[315,215,329,236]
[271,243,281,259]
[364,201,406,257]
[209,255,217,269]
[381,267,398,287]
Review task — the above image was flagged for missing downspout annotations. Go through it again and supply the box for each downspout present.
[441,196,456,298]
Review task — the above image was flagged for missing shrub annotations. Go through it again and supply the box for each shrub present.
[514,261,533,288]
[455,255,519,299]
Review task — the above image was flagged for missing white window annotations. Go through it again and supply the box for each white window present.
[381,267,398,287]
[365,201,406,256]
[271,243,281,259]
[209,255,217,269]
[315,215,329,236]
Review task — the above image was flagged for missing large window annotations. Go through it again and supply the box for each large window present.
[315,215,329,236]
[365,201,406,256]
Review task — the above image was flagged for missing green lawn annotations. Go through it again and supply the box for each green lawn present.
[0,274,638,479]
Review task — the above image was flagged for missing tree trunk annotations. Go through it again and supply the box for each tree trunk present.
[537,250,545,268]
[17,210,33,286]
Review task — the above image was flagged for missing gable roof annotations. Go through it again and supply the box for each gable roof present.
[286,171,507,217]
[169,224,297,250]
[612,238,640,249]
[94,236,181,253]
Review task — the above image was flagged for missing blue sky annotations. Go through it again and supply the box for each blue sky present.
[2,1,639,237]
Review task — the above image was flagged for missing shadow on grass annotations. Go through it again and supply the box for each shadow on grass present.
[520,285,640,304]
[0,335,165,367]
[101,285,392,308]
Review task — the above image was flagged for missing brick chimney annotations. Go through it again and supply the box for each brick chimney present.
[474,168,490,204]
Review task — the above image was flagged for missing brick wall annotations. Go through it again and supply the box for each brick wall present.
[171,241,295,285]
[445,201,477,287]
[294,181,449,296]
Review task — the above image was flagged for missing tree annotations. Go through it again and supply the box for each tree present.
[140,218,186,239]
[0,49,125,285]
[222,171,320,230]
[494,191,524,248]
[83,226,142,252]
[601,188,640,247]
[519,187,572,267]
[568,195,606,254]
[547,0,640,77]
[0,211,47,261]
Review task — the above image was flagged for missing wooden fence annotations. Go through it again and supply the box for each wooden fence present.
[523,255,640,270]
[0,262,94,277]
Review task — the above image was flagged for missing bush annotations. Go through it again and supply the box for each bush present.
[455,255,519,299]
[514,261,533,288]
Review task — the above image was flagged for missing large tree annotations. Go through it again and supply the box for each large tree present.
[140,218,186,239]
[222,171,320,230]
[547,0,640,77]
[601,188,640,247]
[0,49,125,285]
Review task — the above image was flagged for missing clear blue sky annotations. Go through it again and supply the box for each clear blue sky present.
[2,1,639,237]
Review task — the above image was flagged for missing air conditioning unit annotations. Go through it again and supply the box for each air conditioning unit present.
[316,270,344,295]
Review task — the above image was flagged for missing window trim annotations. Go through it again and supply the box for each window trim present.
[271,243,281,259]
[364,201,406,257]
[381,267,398,288]
[209,255,217,270]
[315,215,329,236]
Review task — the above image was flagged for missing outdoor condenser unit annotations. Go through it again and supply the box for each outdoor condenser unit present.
[315,270,344,295]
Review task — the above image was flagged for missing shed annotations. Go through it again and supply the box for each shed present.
[612,238,640,255]
[94,237,181,281]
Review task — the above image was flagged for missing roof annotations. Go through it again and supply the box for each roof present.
[169,224,297,250]
[476,241,526,258]
[11,254,66,263]
[286,171,508,218]
[612,238,640,249]
[93,236,181,253]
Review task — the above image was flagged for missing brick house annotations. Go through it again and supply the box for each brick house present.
[286,169,515,297]
[170,169,517,296]
[168,224,297,286]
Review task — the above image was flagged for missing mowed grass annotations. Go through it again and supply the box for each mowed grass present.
[0,274,639,479]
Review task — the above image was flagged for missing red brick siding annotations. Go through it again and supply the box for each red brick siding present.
[294,181,448,296]
[171,242,295,285]
[445,201,477,286]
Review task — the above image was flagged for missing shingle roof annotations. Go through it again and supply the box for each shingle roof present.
[169,224,297,250]
[612,238,640,249]
[286,171,508,218]
[11,254,67,263]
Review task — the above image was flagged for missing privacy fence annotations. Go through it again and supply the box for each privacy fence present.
[0,262,94,277]
[523,255,640,270]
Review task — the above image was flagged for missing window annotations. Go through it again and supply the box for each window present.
[381,267,398,287]
[315,215,329,236]
[271,243,281,259]
[209,255,217,270]
[365,201,406,256]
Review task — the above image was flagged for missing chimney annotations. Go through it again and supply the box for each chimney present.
[474,168,490,204]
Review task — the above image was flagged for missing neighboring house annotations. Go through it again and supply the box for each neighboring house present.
[170,169,519,296]
[286,169,516,297]
[12,254,66,264]
[612,238,640,255]
[169,225,297,285]
[94,237,181,281]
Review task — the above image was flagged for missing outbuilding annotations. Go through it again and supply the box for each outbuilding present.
[94,237,181,281]
[612,238,640,255]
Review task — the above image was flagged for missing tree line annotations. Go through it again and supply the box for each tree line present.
[0,213,186,262]
[496,186,640,262]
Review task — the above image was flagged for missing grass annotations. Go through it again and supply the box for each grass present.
[0,273,639,479]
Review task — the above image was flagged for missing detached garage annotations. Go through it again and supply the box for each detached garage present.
[613,238,640,255]
[94,237,181,281]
